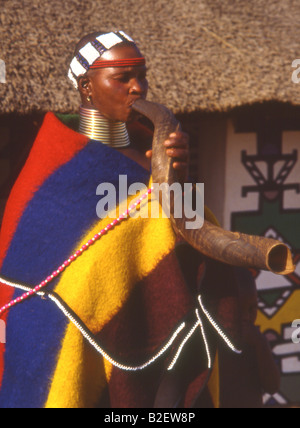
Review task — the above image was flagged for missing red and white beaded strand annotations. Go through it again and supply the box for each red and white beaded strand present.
[0,186,154,316]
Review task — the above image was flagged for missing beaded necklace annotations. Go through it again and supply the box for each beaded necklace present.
[79,106,131,148]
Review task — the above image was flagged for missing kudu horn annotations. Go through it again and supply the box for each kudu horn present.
[133,99,294,275]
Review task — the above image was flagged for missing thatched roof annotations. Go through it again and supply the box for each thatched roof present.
[1,0,300,115]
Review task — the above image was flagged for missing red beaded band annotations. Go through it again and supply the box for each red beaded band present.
[0,186,153,316]
[90,57,146,69]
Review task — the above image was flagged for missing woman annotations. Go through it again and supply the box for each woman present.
[0,31,217,408]
[71,30,189,178]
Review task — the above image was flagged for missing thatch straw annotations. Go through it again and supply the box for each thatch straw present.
[1,0,300,114]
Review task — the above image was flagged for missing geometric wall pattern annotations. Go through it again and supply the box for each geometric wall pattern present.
[226,116,300,407]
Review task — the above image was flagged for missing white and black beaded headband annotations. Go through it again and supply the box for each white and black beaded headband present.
[68,31,145,89]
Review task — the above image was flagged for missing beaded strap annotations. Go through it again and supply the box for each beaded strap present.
[0,186,153,316]
[0,278,241,372]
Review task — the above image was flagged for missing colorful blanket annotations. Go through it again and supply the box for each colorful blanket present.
[0,113,227,408]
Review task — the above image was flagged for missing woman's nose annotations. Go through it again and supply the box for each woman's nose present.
[129,78,147,95]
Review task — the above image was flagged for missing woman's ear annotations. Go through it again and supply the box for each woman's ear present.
[78,75,93,104]
[78,75,91,95]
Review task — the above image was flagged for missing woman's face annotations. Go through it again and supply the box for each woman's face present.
[86,44,148,122]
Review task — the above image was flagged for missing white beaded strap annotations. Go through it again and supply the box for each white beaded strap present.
[195,308,212,369]
[167,306,217,372]
[167,319,200,371]
[0,274,186,371]
[47,293,186,372]
[197,295,242,354]
[0,276,242,372]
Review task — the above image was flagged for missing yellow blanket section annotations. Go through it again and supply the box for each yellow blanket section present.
[45,191,177,408]
[45,186,220,408]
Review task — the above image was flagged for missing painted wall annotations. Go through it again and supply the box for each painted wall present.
[223,113,300,407]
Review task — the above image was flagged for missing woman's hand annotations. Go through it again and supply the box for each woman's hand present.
[145,131,190,183]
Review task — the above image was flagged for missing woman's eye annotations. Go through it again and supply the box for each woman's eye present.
[116,74,130,83]
[114,71,146,83]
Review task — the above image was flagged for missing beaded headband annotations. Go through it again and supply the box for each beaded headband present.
[68,31,142,89]
[89,57,146,69]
